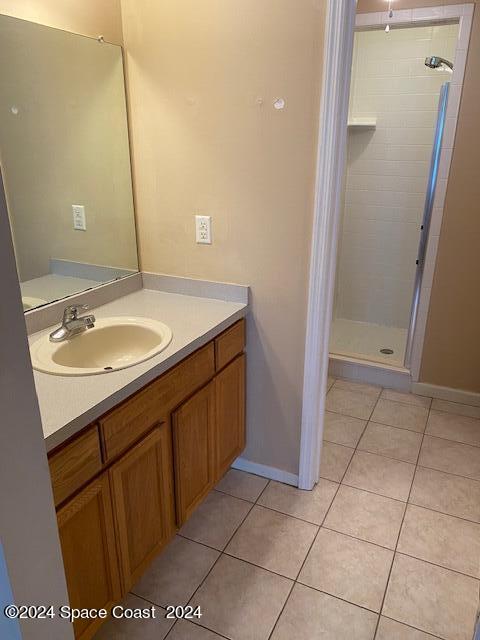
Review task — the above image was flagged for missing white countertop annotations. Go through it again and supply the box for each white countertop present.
[31,288,247,452]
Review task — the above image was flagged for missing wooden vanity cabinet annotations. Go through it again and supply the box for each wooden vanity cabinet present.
[172,382,216,525]
[215,354,246,480]
[109,424,175,592]
[57,474,121,640]
[48,318,246,639]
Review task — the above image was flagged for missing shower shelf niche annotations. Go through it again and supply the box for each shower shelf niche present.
[347,117,377,130]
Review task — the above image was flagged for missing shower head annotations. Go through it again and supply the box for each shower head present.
[425,55,454,71]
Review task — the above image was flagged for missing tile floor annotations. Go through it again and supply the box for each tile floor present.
[97,379,480,640]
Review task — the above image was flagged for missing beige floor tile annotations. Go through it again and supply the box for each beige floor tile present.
[299,528,393,612]
[95,594,173,640]
[327,376,336,391]
[271,583,378,640]
[191,555,292,640]
[324,485,405,549]
[371,399,428,433]
[383,554,479,640]
[381,389,432,409]
[326,388,378,420]
[343,451,416,501]
[376,616,441,639]
[179,491,252,550]
[410,466,480,523]
[426,410,480,447]
[257,478,338,524]
[320,442,354,482]
[358,423,422,463]
[397,504,480,577]
[215,469,269,502]
[132,536,219,607]
[168,620,225,640]
[432,399,480,420]
[333,379,382,397]
[419,436,480,480]
[323,411,367,447]
[225,505,317,579]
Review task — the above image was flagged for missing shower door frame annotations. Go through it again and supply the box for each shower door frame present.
[299,2,473,490]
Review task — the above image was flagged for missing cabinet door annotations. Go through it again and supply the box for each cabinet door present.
[215,354,246,480]
[110,425,176,592]
[57,473,121,640]
[172,382,215,525]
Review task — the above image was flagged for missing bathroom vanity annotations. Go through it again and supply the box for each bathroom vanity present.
[46,317,245,639]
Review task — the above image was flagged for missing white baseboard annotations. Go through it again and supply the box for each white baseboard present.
[232,457,299,487]
[329,355,411,391]
[412,382,480,407]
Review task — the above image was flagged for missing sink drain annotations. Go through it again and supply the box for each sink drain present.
[380,348,394,355]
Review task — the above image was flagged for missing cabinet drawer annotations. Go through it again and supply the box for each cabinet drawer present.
[49,425,102,506]
[151,342,215,414]
[100,384,163,462]
[101,343,215,462]
[215,319,245,371]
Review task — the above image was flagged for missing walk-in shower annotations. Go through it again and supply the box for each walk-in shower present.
[330,22,458,369]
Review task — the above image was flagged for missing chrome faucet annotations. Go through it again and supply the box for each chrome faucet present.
[49,304,96,343]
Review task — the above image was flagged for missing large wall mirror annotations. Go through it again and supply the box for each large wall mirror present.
[0,15,139,312]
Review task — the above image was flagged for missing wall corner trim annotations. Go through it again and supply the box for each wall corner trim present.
[298,0,357,490]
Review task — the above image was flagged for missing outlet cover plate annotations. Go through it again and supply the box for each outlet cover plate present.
[72,205,86,231]
[195,215,212,244]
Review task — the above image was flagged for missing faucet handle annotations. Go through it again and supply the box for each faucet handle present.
[63,304,89,323]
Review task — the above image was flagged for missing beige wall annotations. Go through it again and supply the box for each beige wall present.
[0,15,138,282]
[0,0,123,44]
[358,0,480,393]
[121,0,326,475]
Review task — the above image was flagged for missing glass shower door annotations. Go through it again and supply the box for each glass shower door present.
[404,81,450,368]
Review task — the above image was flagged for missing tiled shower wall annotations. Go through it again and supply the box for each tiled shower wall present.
[335,24,458,328]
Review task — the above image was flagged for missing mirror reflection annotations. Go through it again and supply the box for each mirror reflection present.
[0,16,139,312]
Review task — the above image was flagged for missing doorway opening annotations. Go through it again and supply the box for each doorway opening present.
[330,21,458,369]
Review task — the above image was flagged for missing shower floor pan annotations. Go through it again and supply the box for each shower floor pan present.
[330,318,407,367]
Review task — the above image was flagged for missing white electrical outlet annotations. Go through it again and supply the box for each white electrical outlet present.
[72,205,86,231]
[195,215,212,244]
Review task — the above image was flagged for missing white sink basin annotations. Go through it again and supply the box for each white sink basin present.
[30,316,173,376]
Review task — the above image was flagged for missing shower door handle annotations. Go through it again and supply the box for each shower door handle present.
[404,82,450,369]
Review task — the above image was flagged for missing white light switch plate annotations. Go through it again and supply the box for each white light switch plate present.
[72,205,86,231]
[195,215,212,244]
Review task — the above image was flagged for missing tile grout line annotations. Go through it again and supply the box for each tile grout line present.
[266,424,355,640]
[372,388,433,640]
[177,476,276,639]
[265,386,374,640]
[129,473,270,639]
[176,520,480,590]
[163,490,258,640]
